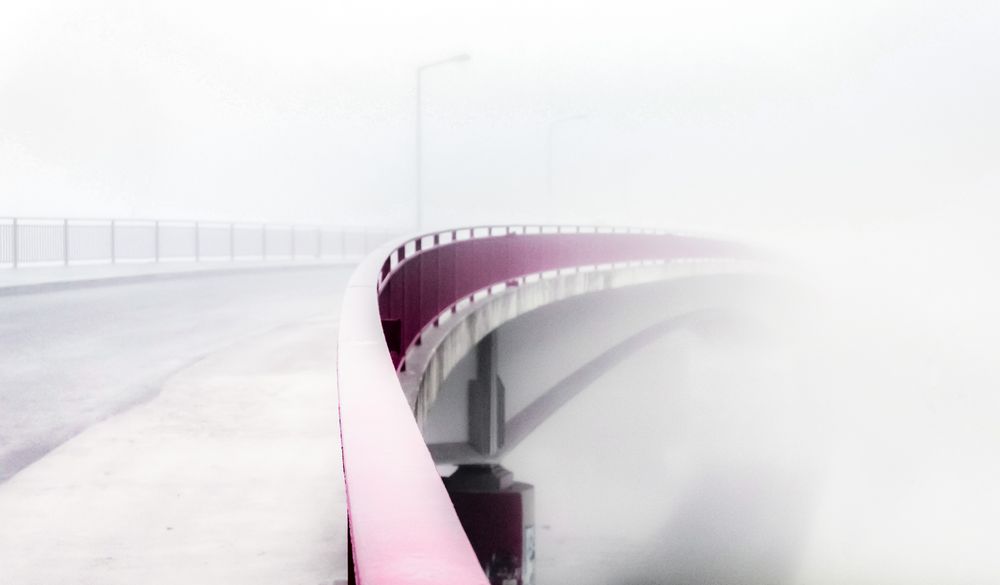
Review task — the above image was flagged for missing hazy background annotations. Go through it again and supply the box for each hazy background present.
[2,0,997,237]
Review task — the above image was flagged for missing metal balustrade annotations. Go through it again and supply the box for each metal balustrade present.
[337,225,755,585]
[0,217,394,268]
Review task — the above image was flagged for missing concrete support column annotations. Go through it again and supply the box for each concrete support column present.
[469,331,505,457]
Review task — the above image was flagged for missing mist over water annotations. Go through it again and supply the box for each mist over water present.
[503,226,1000,584]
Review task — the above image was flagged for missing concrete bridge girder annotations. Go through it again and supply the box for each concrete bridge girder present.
[395,259,774,463]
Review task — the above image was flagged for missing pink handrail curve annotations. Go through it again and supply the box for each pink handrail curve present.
[337,225,751,585]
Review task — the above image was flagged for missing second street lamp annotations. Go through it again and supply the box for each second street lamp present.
[416,53,470,231]
[546,114,588,201]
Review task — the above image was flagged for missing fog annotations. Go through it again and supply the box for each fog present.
[501,262,1000,583]
[3,1,998,234]
[3,1,999,583]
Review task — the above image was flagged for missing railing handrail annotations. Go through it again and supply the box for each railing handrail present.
[0,215,402,268]
[0,215,386,229]
[337,225,753,585]
[338,232,491,585]
[372,223,729,288]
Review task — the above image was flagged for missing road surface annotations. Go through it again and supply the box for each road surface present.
[0,266,351,482]
[0,266,351,584]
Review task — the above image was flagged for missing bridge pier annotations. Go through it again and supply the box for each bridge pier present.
[442,333,536,584]
[444,464,535,585]
[468,331,505,457]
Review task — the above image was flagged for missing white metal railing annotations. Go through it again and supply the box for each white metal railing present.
[0,217,396,268]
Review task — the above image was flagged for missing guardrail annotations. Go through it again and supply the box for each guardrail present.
[0,217,395,268]
[337,225,752,585]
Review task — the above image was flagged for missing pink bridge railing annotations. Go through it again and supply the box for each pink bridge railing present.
[337,225,750,585]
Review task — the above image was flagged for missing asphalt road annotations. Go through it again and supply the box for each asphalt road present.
[0,266,351,483]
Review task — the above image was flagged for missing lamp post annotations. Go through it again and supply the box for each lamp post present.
[546,114,588,200]
[416,53,470,231]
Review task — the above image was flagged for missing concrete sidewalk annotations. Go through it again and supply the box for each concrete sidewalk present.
[0,259,357,295]
[0,316,347,584]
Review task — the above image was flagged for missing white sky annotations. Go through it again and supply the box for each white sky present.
[1,0,998,235]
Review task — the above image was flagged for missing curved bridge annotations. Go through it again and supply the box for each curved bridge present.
[337,225,760,585]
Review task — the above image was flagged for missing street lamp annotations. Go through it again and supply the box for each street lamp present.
[546,114,588,200]
[416,53,470,231]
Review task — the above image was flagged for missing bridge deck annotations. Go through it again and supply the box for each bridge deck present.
[0,316,347,584]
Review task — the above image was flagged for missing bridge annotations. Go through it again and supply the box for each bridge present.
[338,225,766,585]
[0,221,775,585]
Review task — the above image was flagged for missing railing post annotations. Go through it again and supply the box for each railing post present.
[262,224,267,260]
[316,227,321,259]
[229,222,235,261]
[154,220,160,262]
[63,219,69,266]
[347,522,357,585]
[291,226,296,260]
[110,220,116,264]
[194,221,200,262]
[11,218,18,269]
